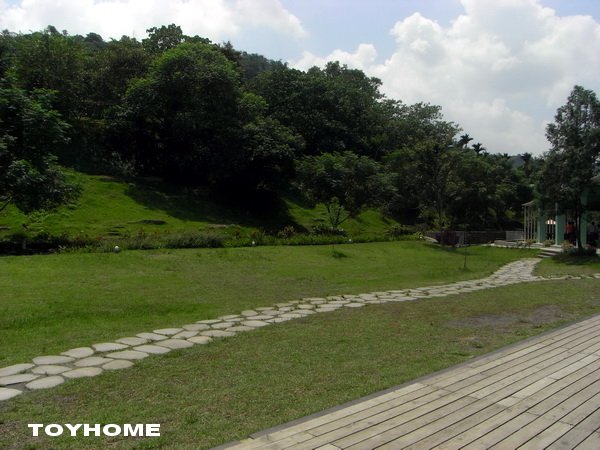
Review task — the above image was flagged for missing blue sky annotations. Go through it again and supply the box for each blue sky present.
[1,0,600,155]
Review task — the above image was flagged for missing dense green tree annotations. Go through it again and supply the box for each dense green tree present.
[234,92,301,192]
[385,110,460,228]
[296,151,395,229]
[120,42,241,183]
[11,28,88,116]
[0,80,77,214]
[537,85,600,247]
[142,24,185,55]
[251,62,389,158]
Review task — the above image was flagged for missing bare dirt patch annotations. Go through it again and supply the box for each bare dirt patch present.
[446,305,572,329]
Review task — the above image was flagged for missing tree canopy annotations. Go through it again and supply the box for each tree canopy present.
[0,24,546,232]
[536,85,600,246]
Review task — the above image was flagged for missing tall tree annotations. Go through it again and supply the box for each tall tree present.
[0,79,77,214]
[120,42,241,183]
[537,85,600,247]
[296,152,395,230]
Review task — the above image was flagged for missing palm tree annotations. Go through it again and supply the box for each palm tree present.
[458,134,473,150]
[472,142,486,154]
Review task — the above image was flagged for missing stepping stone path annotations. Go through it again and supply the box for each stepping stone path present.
[1,257,598,402]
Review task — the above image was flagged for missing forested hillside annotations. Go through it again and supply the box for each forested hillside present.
[0,24,544,250]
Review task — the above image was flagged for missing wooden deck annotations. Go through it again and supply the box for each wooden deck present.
[218,314,600,449]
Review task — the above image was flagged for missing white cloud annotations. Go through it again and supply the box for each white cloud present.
[291,0,600,155]
[0,0,306,41]
[292,43,377,72]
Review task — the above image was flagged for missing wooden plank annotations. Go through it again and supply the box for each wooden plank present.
[488,414,567,449]
[337,396,479,450]
[546,410,600,449]
[516,421,573,449]
[292,391,473,450]
[460,411,540,449]
[573,431,600,450]
[561,398,600,430]
[453,351,582,402]
[402,404,506,449]
[433,406,530,449]
[227,383,432,450]
[307,386,445,437]
[374,401,506,449]
[528,378,600,418]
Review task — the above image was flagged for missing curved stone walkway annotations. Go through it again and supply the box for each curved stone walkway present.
[1,258,598,402]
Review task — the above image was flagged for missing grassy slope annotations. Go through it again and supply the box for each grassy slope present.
[0,171,399,240]
[0,243,535,366]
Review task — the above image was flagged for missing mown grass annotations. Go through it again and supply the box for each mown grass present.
[0,242,535,366]
[0,278,598,449]
[535,252,600,277]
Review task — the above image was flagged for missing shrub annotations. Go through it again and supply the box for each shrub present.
[277,225,297,239]
[386,224,416,237]
[311,224,347,236]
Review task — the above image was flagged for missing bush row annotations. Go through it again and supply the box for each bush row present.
[0,225,418,254]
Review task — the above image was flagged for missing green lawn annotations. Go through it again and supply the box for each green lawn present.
[535,252,600,277]
[0,278,598,449]
[0,242,534,366]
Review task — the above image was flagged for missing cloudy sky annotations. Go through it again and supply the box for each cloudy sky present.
[1,0,600,155]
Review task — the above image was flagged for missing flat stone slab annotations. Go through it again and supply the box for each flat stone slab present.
[31,365,71,375]
[0,363,35,377]
[256,310,278,316]
[315,307,340,313]
[172,331,198,339]
[227,326,254,332]
[210,322,232,329]
[0,387,22,401]
[106,350,149,360]
[26,376,65,390]
[279,313,303,319]
[196,319,222,324]
[103,360,134,370]
[250,315,275,320]
[345,303,366,308]
[0,373,39,386]
[93,342,128,352]
[61,347,95,358]
[32,355,74,365]
[74,357,114,367]
[242,320,270,328]
[241,310,259,317]
[62,367,103,379]
[219,315,240,320]
[187,336,212,345]
[182,323,211,331]
[116,337,148,346]
[134,345,171,354]
[136,332,168,341]
[199,330,236,338]
[153,328,183,336]
[155,339,194,349]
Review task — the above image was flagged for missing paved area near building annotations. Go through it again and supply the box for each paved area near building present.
[218,313,600,450]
